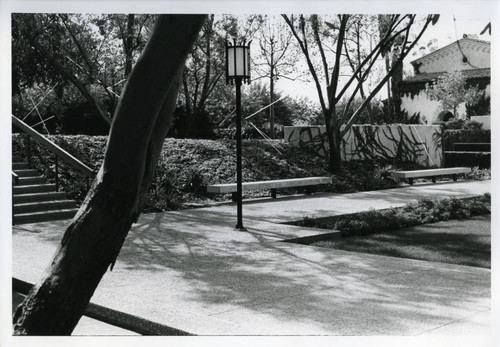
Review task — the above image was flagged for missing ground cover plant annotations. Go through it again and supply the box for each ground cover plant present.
[295,194,490,235]
[13,134,415,212]
[295,195,491,268]
[12,133,489,212]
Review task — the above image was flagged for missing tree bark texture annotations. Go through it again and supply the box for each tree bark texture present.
[13,14,206,335]
[325,110,343,175]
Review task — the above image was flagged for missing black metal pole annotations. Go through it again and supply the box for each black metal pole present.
[235,77,245,231]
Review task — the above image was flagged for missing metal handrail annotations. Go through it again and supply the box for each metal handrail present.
[12,115,95,178]
[12,171,19,185]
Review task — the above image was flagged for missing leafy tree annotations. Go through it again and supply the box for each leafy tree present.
[253,15,300,138]
[12,14,112,124]
[91,14,156,112]
[242,82,295,132]
[13,14,206,335]
[425,70,485,119]
[282,14,439,174]
[12,14,155,131]
[179,14,223,138]
[178,14,261,138]
[342,15,380,123]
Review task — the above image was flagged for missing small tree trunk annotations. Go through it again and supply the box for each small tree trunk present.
[385,56,392,122]
[391,57,403,120]
[269,60,275,139]
[13,14,206,335]
[328,130,343,175]
[324,108,342,175]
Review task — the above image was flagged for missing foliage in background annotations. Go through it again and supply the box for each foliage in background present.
[252,14,302,138]
[13,134,420,213]
[445,152,490,169]
[425,70,485,119]
[12,13,156,133]
[437,118,484,130]
[12,135,330,211]
[443,128,490,151]
[203,82,322,140]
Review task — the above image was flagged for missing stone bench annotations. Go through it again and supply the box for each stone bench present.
[391,167,472,185]
[207,176,332,200]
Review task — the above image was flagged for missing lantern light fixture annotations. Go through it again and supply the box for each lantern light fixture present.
[226,40,251,85]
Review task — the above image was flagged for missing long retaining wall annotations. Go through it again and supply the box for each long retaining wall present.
[284,124,444,168]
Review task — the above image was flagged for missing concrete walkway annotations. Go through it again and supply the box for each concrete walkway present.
[12,180,491,335]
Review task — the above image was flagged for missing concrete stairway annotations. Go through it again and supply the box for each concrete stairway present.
[12,156,79,224]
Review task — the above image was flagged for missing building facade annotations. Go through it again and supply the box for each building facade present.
[399,36,490,124]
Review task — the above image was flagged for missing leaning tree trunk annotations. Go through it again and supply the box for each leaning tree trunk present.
[13,14,206,335]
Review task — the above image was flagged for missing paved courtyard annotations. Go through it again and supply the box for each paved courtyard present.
[11,180,492,336]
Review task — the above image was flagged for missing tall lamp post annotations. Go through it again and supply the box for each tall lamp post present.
[226,40,251,231]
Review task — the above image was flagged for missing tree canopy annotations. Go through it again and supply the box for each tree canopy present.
[425,70,485,118]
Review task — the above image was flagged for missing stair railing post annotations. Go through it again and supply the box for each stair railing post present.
[26,134,32,169]
[54,154,59,192]
[12,187,15,226]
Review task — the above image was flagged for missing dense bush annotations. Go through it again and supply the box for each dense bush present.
[437,118,484,130]
[296,194,491,237]
[467,166,491,181]
[12,135,333,211]
[444,151,490,169]
[14,131,492,215]
[443,129,491,151]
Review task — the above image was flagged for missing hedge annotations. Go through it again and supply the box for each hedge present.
[444,151,491,169]
[443,129,491,151]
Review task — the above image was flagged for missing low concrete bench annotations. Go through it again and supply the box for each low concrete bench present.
[391,167,471,185]
[207,176,332,200]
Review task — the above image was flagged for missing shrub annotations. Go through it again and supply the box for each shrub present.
[336,219,373,235]
[443,129,490,150]
[467,167,491,181]
[445,151,490,169]
[299,194,490,237]
[182,168,207,197]
[143,180,182,212]
[437,118,483,130]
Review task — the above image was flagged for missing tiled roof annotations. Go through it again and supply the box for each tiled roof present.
[402,68,490,84]
[411,37,490,65]
[464,37,491,45]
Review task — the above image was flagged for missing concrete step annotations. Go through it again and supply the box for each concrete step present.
[14,200,78,214]
[12,162,29,170]
[14,169,40,177]
[13,191,67,204]
[13,184,56,195]
[13,208,78,225]
[17,176,47,186]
